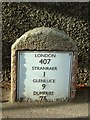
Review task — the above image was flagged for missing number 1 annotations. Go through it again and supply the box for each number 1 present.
[43,72,45,77]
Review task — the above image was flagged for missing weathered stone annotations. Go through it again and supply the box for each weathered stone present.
[11,27,78,102]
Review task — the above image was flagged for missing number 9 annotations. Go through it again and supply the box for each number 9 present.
[42,84,46,89]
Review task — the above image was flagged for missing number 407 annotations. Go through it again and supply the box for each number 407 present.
[39,59,51,64]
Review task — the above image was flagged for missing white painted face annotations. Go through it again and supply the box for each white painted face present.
[17,51,73,101]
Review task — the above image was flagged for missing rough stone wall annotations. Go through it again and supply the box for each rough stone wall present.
[2,2,89,84]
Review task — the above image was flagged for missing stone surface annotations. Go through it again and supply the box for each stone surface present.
[11,27,78,102]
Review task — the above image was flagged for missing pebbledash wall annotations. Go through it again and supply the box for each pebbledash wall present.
[2,3,90,85]
[11,27,78,102]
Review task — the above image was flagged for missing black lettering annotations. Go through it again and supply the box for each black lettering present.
[33,91,54,96]
[35,54,56,58]
[32,79,55,83]
[32,66,57,70]
[33,91,37,95]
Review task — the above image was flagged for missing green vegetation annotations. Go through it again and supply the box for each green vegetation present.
[2,2,89,84]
